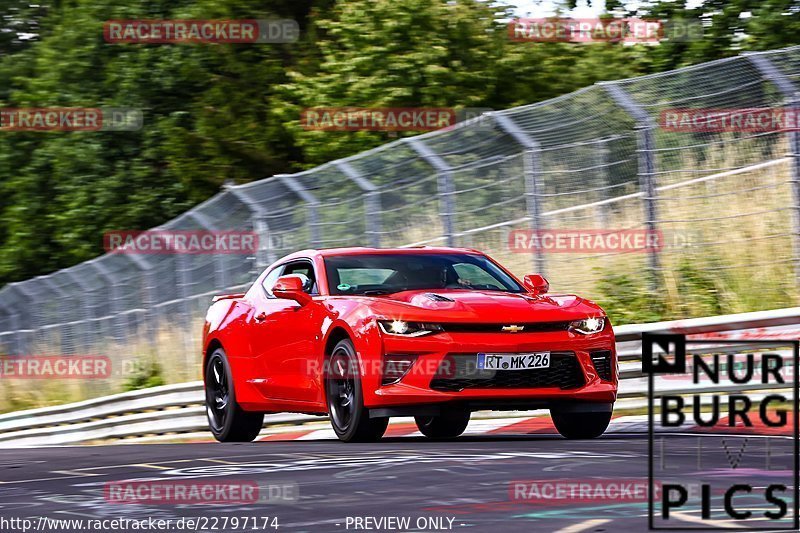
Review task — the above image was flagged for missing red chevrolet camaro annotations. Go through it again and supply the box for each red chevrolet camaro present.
[202,247,617,442]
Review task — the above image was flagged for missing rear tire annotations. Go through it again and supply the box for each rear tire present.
[205,348,264,443]
[325,339,389,442]
[551,409,611,439]
[415,408,470,439]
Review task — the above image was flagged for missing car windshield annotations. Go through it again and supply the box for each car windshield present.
[324,253,525,295]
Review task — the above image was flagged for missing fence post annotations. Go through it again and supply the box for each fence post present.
[276,174,321,248]
[491,113,546,275]
[2,285,26,355]
[89,261,119,342]
[6,304,22,355]
[41,276,71,354]
[65,269,96,353]
[406,138,456,246]
[11,283,38,355]
[595,137,611,227]
[225,185,275,271]
[602,83,661,288]
[747,53,800,289]
[336,161,382,248]
[186,210,229,290]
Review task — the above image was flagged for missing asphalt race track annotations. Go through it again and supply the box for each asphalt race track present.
[0,432,795,533]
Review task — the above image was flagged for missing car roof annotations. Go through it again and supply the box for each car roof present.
[277,246,485,262]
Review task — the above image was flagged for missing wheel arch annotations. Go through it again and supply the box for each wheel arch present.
[203,338,224,379]
[324,325,353,358]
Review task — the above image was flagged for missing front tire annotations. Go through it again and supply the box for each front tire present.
[415,408,470,439]
[205,348,264,443]
[325,339,388,442]
[551,409,612,439]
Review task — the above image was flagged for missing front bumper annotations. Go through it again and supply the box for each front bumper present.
[361,327,617,410]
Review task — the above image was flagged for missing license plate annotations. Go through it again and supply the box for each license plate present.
[477,352,550,371]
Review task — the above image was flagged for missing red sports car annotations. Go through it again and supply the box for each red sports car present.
[202,247,617,442]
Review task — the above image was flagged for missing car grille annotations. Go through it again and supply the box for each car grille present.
[591,350,613,381]
[430,351,585,392]
[439,322,571,334]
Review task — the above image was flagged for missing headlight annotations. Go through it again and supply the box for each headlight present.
[378,320,443,337]
[569,317,606,335]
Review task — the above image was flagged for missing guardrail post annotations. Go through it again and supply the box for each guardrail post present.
[602,83,661,289]
[336,161,382,248]
[492,113,546,275]
[747,53,800,290]
[406,138,456,247]
[276,174,321,248]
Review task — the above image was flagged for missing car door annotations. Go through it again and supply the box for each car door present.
[249,259,322,402]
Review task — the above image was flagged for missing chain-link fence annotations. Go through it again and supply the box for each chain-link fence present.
[2,46,800,394]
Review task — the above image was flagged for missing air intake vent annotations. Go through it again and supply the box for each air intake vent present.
[591,350,613,381]
[430,352,584,392]
[424,293,454,302]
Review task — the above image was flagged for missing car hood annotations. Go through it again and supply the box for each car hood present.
[353,289,604,322]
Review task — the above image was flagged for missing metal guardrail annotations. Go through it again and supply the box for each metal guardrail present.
[2,307,799,447]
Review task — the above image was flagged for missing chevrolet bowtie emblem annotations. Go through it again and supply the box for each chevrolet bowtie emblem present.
[502,325,524,333]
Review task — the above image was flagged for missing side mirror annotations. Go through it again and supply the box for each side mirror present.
[523,274,549,295]
[273,275,313,306]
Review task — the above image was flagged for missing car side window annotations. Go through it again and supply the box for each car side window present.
[260,267,284,298]
[282,261,318,294]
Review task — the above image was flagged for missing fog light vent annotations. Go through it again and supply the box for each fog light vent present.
[382,354,417,385]
[591,350,613,381]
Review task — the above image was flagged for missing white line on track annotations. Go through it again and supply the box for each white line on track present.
[670,511,746,528]
[555,518,611,533]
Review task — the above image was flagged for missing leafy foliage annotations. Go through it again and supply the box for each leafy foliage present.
[2,0,800,290]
